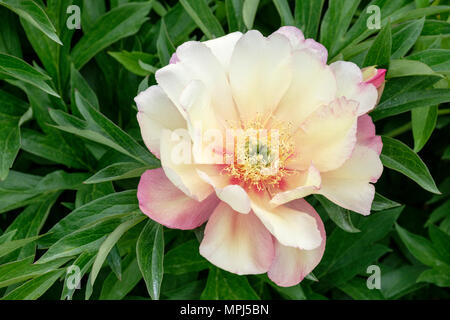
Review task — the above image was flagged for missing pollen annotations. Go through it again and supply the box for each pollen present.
[223,114,296,192]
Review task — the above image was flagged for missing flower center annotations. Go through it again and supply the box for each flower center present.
[223,116,295,192]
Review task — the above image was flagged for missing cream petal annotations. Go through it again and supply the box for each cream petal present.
[229,30,293,122]
[160,129,213,201]
[175,41,238,123]
[317,145,383,215]
[197,167,251,214]
[273,50,337,126]
[203,32,243,71]
[330,61,378,115]
[251,195,322,250]
[288,97,359,172]
[199,202,275,275]
[270,165,321,206]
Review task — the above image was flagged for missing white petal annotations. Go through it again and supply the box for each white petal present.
[135,86,186,158]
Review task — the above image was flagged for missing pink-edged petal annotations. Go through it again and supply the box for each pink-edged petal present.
[229,30,293,122]
[270,165,321,206]
[197,167,251,214]
[268,199,326,287]
[251,195,322,250]
[357,114,382,155]
[362,67,386,88]
[199,202,275,275]
[288,97,359,172]
[272,26,305,47]
[138,168,220,230]
[273,26,328,63]
[330,61,378,115]
[317,145,383,215]
[160,129,214,201]
[169,53,179,64]
[273,49,336,126]
[135,86,186,158]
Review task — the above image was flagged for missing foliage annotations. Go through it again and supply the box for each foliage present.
[0,0,449,300]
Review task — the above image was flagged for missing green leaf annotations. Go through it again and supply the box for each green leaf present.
[109,51,158,77]
[21,128,94,170]
[371,193,401,211]
[20,0,75,96]
[99,253,142,300]
[315,206,404,290]
[225,0,245,32]
[71,2,152,69]
[0,235,42,259]
[387,59,439,78]
[136,220,164,300]
[395,223,444,268]
[201,267,260,300]
[415,0,429,8]
[320,0,360,54]
[0,53,59,97]
[391,18,424,59]
[157,18,176,66]
[363,20,392,68]
[87,215,145,299]
[315,195,360,233]
[0,170,87,214]
[49,92,158,166]
[164,239,210,275]
[417,266,450,287]
[70,64,99,112]
[428,225,450,265]
[372,88,450,120]
[0,90,27,180]
[425,200,450,227]
[179,0,225,40]
[75,182,115,209]
[0,7,22,57]
[0,256,69,288]
[61,252,96,300]
[294,0,324,39]
[37,214,135,264]
[85,162,150,184]
[380,136,440,194]
[381,265,426,299]
[106,245,122,281]
[242,0,259,30]
[0,0,61,44]
[412,105,438,152]
[407,49,450,73]
[338,277,385,300]
[40,190,139,248]
[1,269,65,300]
[273,0,294,26]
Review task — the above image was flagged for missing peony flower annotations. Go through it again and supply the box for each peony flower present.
[135,26,385,287]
